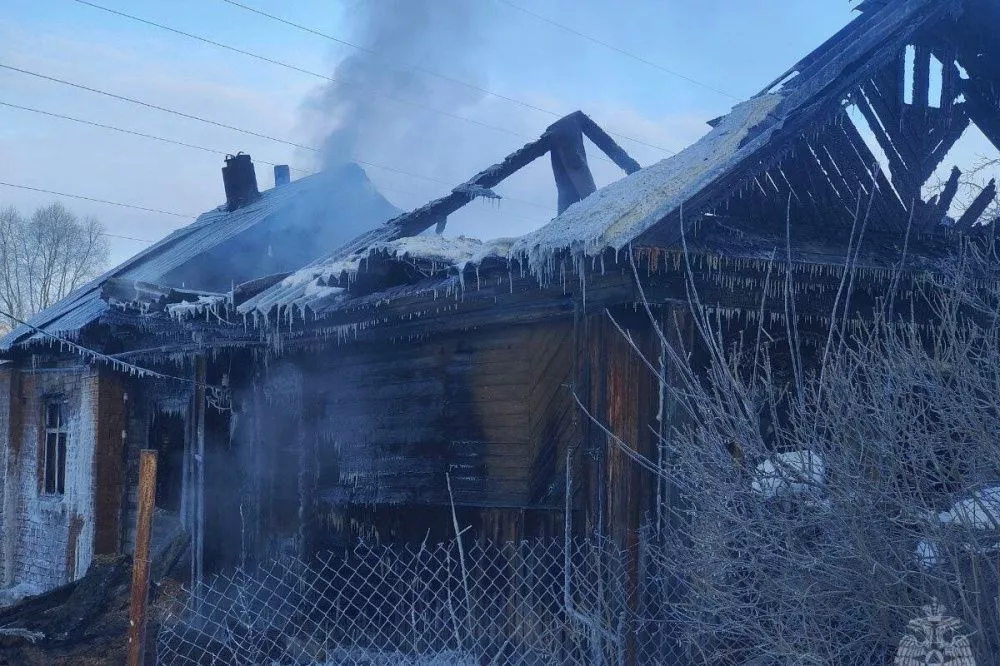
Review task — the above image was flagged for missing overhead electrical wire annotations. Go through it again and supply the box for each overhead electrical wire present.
[72,0,527,142]
[0,64,556,213]
[216,0,676,154]
[0,100,308,176]
[497,0,740,101]
[67,0,660,166]
[0,181,192,219]
[0,102,548,229]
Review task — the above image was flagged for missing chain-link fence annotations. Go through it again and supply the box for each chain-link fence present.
[156,537,684,665]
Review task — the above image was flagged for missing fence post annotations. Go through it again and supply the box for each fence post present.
[126,449,158,666]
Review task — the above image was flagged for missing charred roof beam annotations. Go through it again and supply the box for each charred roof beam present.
[322,111,640,260]
[547,111,642,215]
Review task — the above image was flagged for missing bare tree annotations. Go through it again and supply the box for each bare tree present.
[0,202,109,331]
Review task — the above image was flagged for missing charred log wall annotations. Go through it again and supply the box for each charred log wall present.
[234,322,579,560]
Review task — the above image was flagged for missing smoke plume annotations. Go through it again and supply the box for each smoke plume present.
[306,0,488,172]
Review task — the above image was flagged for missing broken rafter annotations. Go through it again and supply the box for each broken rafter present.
[954,178,996,231]
[929,166,962,229]
[319,111,641,263]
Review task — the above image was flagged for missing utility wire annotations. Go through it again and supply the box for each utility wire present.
[0,64,555,212]
[72,0,528,142]
[69,0,655,167]
[0,100,308,176]
[497,0,739,101]
[217,0,676,154]
[0,102,547,226]
[0,63,316,150]
[103,232,154,243]
[0,180,193,219]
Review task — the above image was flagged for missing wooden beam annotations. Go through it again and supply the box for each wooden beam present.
[577,112,642,174]
[126,449,157,666]
[955,179,996,230]
[548,114,598,215]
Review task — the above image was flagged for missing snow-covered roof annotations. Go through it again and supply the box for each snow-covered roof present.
[0,164,398,351]
[238,235,514,317]
[510,94,783,273]
[238,0,952,320]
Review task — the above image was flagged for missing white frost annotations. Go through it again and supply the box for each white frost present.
[166,294,228,321]
[751,450,825,499]
[0,581,42,608]
[939,486,1000,530]
[511,93,784,277]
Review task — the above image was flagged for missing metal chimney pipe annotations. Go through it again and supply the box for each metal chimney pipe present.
[274,165,290,187]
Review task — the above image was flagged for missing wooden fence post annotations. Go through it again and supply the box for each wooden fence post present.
[126,449,158,666]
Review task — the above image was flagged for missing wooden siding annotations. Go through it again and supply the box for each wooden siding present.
[93,370,127,555]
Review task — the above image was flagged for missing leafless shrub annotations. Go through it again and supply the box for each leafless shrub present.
[611,230,1000,664]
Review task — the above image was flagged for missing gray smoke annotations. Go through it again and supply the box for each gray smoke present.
[306,0,488,171]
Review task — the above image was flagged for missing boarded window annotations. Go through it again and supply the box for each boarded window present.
[43,400,68,496]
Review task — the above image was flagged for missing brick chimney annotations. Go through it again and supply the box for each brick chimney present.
[222,153,259,211]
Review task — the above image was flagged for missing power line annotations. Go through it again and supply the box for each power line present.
[69,0,663,166]
[0,180,193,219]
[497,0,739,101]
[0,101,547,227]
[0,64,555,212]
[217,0,676,154]
[0,100,309,176]
[0,63,317,150]
[103,232,155,243]
[72,0,531,142]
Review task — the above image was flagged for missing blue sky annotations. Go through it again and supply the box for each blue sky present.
[2,1,860,265]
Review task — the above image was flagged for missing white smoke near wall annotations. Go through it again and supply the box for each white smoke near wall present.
[303,0,489,172]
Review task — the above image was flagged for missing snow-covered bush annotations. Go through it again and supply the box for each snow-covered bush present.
[598,240,1000,664]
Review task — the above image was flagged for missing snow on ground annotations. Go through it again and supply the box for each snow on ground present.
[939,486,1000,530]
[751,450,825,498]
[0,581,42,608]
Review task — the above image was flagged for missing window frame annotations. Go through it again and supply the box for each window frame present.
[42,396,68,497]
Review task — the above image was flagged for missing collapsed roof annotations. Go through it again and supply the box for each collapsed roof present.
[7,0,1000,354]
[0,164,399,351]
[233,0,997,324]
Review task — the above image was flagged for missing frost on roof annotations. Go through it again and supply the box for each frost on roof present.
[510,93,785,274]
[279,236,510,287]
[243,235,513,316]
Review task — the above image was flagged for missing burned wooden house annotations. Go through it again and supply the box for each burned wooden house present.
[0,161,398,597]
[3,0,1000,602]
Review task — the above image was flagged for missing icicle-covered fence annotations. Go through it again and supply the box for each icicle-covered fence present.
[155,538,685,665]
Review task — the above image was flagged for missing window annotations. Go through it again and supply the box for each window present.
[43,399,68,496]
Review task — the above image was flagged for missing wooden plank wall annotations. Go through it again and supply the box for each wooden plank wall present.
[527,321,578,508]
[306,326,535,509]
[236,320,599,554]
[93,369,127,555]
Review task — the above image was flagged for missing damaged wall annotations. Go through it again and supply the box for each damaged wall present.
[0,361,129,600]
[228,321,580,561]
[1,364,100,593]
